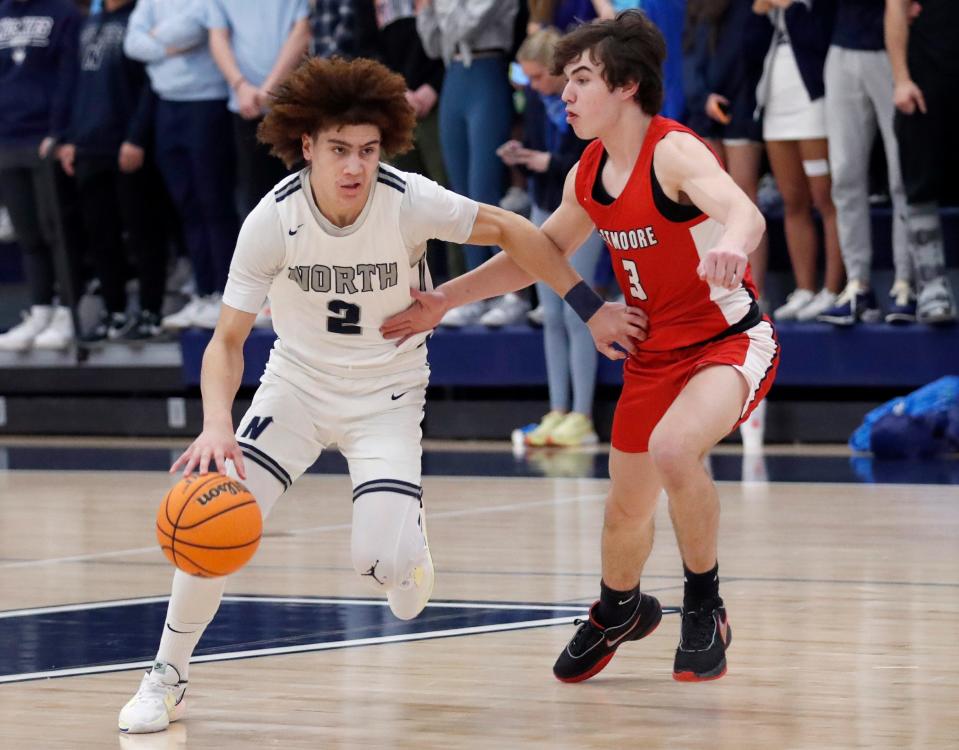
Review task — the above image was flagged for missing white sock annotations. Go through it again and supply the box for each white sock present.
[154,459,286,680]
[155,570,226,681]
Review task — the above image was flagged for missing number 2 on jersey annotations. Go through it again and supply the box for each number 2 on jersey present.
[327,300,361,334]
[621,259,648,300]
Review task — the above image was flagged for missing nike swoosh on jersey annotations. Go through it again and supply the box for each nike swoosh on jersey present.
[288,224,304,236]
[390,392,406,401]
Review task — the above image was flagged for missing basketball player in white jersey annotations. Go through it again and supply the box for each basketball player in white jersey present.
[118,56,646,734]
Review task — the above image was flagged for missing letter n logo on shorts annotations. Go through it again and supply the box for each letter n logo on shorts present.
[241,416,274,441]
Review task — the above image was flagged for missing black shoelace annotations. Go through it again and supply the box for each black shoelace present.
[681,606,717,651]
[568,618,604,653]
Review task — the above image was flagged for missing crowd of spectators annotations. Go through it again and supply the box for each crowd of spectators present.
[0,0,955,365]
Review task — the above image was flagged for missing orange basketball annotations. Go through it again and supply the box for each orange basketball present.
[156,473,262,577]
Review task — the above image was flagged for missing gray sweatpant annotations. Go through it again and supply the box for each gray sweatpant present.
[824,46,912,285]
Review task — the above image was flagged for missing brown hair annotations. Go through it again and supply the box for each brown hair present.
[551,9,666,116]
[258,56,416,167]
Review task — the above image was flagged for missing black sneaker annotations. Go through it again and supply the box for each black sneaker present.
[123,310,165,341]
[673,597,732,682]
[553,593,662,683]
[81,311,129,343]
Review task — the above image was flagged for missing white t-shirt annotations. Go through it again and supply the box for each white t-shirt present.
[223,164,478,385]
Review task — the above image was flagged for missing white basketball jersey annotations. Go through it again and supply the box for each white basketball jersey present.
[223,164,477,385]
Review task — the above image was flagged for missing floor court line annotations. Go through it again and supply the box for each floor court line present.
[0,490,608,570]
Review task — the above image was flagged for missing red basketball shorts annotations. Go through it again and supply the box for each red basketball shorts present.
[611,318,780,453]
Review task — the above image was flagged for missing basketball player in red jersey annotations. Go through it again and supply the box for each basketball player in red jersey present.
[383,9,779,682]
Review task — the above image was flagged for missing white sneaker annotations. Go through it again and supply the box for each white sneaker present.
[386,508,434,621]
[191,294,222,330]
[795,289,838,322]
[439,300,487,327]
[32,306,74,349]
[0,305,53,351]
[161,296,204,330]
[479,293,530,327]
[527,304,545,326]
[118,662,187,734]
[772,288,815,321]
[498,186,531,216]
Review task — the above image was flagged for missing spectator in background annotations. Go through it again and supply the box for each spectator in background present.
[417,0,519,327]
[594,1,687,121]
[816,0,914,326]
[684,0,768,297]
[124,0,238,331]
[753,0,843,323]
[373,0,446,191]
[500,27,602,447]
[885,0,957,324]
[58,0,168,341]
[310,0,356,58]
[205,0,310,217]
[0,0,82,351]
[373,0,457,282]
[529,0,597,32]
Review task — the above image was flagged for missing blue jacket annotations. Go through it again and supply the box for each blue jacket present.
[0,0,81,147]
[751,0,836,104]
[67,3,155,155]
[684,0,767,136]
[832,0,883,51]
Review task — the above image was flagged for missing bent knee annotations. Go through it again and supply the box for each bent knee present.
[647,429,702,477]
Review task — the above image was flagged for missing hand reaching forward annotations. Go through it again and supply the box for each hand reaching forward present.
[697,246,749,290]
[586,302,648,360]
[380,287,450,345]
[170,422,246,479]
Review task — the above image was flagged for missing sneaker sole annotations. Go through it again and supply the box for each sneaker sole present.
[673,625,733,683]
[554,605,663,684]
[673,660,727,682]
[885,315,916,325]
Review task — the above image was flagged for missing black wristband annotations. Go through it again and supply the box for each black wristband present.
[563,280,604,323]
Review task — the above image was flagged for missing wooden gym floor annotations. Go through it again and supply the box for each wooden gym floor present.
[0,438,956,749]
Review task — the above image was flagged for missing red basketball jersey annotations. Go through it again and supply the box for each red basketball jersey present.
[575,115,758,352]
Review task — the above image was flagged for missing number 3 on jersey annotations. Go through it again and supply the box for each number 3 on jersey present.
[621,259,648,301]
[327,300,361,334]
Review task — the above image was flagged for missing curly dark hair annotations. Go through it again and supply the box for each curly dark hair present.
[551,10,666,116]
[258,56,416,167]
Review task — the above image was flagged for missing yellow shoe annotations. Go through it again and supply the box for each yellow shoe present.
[525,410,567,447]
[548,412,598,447]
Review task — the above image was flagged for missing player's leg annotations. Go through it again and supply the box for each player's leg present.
[119,378,321,734]
[648,365,746,682]
[340,368,433,620]
[553,360,681,682]
[552,449,665,682]
[651,320,778,681]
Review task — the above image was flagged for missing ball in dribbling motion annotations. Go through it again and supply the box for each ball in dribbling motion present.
[156,473,262,577]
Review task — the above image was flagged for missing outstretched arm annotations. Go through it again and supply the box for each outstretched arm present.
[382,168,648,359]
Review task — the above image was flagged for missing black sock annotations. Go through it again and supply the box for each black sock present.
[597,579,639,627]
[683,562,719,610]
